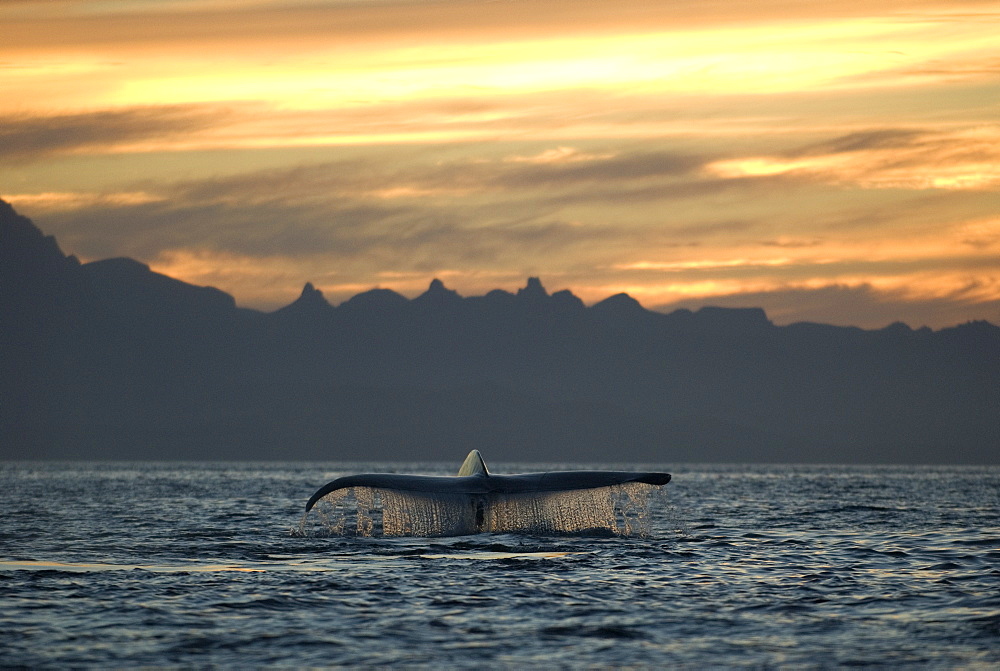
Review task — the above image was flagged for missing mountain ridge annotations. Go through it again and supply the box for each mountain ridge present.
[2,198,997,463]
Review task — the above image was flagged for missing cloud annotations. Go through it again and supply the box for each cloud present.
[0,105,228,163]
[2,0,922,50]
[42,198,405,261]
[34,157,621,270]
[26,132,994,274]
[705,126,1000,190]
[791,129,928,156]
[2,191,163,212]
[759,237,825,249]
[495,151,705,189]
[158,144,711,212]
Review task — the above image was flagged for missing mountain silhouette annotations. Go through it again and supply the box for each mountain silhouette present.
[1,198,997,463]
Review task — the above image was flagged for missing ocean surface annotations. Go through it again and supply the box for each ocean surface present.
[1,461,998,668]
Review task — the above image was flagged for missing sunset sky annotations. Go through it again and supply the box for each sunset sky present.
[2,0,998,327]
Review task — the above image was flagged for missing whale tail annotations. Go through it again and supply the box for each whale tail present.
[303,449,672,536]
[457,449,489,477]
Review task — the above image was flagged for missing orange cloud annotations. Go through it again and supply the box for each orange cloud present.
[705,127,1000,190]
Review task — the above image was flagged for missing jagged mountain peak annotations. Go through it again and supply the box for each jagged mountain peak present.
[0,197,75,276]
[517,276,548,300]
[299,281,327,304]
[413,278,463,307]
[274,281,332,316]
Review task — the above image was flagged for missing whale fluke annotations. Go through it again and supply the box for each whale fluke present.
[305,450,670,513]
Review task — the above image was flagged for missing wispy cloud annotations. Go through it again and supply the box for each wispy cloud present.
[0,106,228,163]
[705,127,1000,190]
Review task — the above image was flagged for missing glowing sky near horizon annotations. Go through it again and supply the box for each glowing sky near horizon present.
[2,0,998,327]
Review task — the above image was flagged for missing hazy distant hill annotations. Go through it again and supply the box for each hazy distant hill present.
[2,199,997,463]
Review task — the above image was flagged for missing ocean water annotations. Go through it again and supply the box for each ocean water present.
[1,461,998,668]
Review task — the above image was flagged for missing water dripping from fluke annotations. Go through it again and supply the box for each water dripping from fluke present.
[299,451,671,538]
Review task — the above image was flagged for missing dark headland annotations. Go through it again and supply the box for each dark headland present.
[2,199,997,463]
